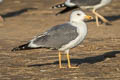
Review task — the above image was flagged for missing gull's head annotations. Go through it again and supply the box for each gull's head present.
[70,10,92,23]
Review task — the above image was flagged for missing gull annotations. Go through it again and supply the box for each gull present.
[52,0,112,26]
[12,10,92,68]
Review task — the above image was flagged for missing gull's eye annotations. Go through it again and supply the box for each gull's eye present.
[77,13,81,16]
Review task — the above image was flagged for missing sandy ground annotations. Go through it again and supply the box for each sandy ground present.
[0,0,120,80]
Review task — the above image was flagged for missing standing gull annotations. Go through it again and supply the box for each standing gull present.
[12,10,92,68]
[52,0,112,26]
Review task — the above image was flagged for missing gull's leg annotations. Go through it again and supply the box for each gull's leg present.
[58,51,65,68]
[95,15,99,26]
[92,9,111,26]
[66,52,79,68]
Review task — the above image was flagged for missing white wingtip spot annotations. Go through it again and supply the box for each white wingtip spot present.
[62,4,65,6]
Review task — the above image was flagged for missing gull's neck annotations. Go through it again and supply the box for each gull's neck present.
[70,20,87,34]
[70,20,86,27]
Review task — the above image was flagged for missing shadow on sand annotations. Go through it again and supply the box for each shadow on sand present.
[28,50,120,67]
[1,8,37,18]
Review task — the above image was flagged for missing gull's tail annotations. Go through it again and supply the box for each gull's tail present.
[11,43,31,51]
[52,3,66,9]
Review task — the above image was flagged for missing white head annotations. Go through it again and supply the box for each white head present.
[70,10,92,23]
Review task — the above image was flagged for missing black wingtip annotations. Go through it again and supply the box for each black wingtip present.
[55,6,78,16]
[11,43,30,52]
[11,47,20,52]
[11,46,26,52]
[51,3,66,9]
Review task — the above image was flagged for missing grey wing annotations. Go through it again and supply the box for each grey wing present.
[71,0,101,6]
[32,23,78,49]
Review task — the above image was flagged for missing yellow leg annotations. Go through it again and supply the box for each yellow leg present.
[58,51,65,68]
[92,9,110,26]
[96,15,99,26]
[67,52,79,68]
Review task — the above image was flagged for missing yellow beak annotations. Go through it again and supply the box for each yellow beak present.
[85,15,93,20]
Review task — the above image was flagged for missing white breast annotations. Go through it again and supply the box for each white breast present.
[59,22,87,51]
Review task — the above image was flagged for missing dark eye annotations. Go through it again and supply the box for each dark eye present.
[77,13,81,16]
